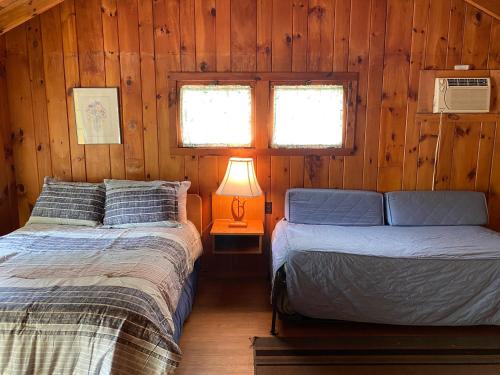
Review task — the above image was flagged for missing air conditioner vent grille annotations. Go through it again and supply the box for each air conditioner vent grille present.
[447,78,489,87]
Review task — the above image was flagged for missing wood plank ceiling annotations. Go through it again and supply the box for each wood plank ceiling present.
[0,0,64,34]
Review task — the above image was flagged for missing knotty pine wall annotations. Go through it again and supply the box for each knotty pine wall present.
[0,35,17,235]
[1,0,500,249]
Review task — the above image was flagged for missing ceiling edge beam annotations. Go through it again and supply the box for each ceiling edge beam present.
[465,0,500,20]
[0,0,65,35]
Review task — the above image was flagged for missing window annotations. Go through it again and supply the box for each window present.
[272,85,344,148]
[167,73,358,156]
[180,85,253,147]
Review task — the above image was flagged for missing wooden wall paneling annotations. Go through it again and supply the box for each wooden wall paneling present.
[271,0,292,229]
[216,156,229,185]
[194,0,217,256]
[415,119,438,189]
[333,0,350,71]
[60,0,85,181]
[180,0,196,71]
[198,155,218,265]
[256,0,272,248]
[230,0,256,71]
[424,0,451,70]
[139,0,158,181]
[328,156,343,188]
[272,0,293,72]
[270,155,290,228]
[289,156,304,188]
[446,0,466,68]
[215,0,230,72]
[307,0,334,72]
[433,119,455,189]
[154,0,184,181]
[0,34,17,233]
[102,0,125,180]
[40,6,72,180]
[292,0,307,72]
[179,0,198,190]
[304,155,329,187]
[195,0,216,72]
[462,3,492,68]
[343,0,371,190]
[290,0,307,188]
[377,0,414,191]
[491,70,500,112]
[489,19,500,68]
[489,121,500,230]
[74,0,110,182]
[329,0,350,189]
[256,0,272,71]
[475,121,496,193]
[26,17,52,186]
[184,156,199,194]
[256,154,271,246]
[117,0,144,180]
[402,0,430,190]
[5,26,40,224]
[304,0,331,188]
[363,0,387,190]
[180,0,198,189]
[3,0,500,265]
[450,121,481,190]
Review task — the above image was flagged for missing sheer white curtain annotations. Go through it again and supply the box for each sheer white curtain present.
[180,85,252,147]
[272,85,344,148]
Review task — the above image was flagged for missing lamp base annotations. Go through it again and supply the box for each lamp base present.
[228,220,247,228]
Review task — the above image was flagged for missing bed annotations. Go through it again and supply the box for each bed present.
[0,193,202,375]
[271,188,500,330]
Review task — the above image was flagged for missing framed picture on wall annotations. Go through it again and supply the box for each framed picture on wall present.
[73,88,121,144]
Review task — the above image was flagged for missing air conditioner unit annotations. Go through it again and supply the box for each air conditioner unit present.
[433,77,491,113]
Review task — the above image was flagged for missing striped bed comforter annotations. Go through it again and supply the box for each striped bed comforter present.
[0,223,202,375]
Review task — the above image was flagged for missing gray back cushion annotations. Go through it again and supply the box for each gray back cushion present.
[385,191,488,226]
[285,188,384,226]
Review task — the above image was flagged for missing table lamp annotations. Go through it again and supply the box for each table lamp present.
[216,157,262,227]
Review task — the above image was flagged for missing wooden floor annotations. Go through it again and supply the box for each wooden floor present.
[176,278,272,375]
[176,277,500,375]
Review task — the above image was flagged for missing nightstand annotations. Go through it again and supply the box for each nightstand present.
[210,219,264,255]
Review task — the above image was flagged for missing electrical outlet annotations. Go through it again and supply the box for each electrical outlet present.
[265,202,272,215]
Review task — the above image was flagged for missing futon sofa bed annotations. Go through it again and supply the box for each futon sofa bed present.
[271,189,500,332]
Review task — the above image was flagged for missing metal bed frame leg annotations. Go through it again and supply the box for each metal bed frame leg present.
[270,304,277,336]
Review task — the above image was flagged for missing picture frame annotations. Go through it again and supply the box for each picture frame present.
[73,88,121,145]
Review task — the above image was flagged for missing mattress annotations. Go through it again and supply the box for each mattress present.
[0,222,202,375]
[272,220,500,326]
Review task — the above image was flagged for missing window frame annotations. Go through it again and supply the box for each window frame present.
[167,72,358,156]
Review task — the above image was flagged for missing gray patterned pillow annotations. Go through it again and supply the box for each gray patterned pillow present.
[103,179,186,228]
[28,177,105,226]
